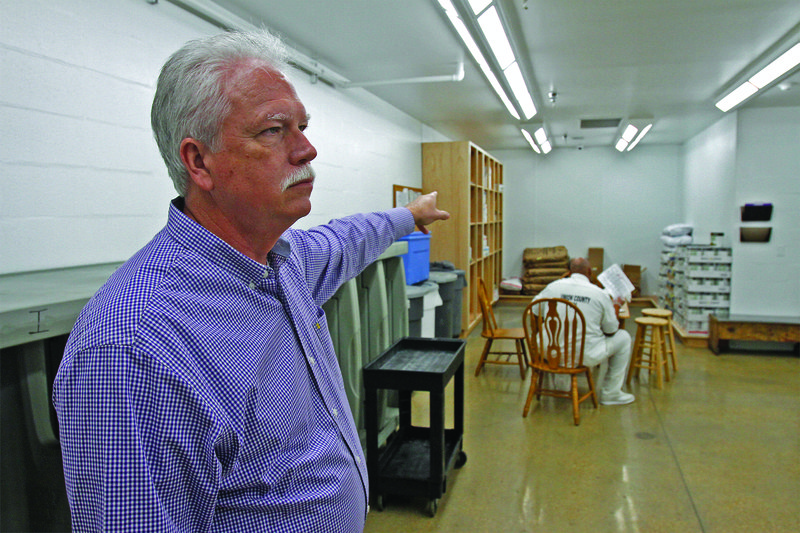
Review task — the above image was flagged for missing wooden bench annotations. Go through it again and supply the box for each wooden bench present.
[709,314,800,355]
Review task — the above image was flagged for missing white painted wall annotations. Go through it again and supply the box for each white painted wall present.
[681,113,738,245]
[0,0,449,275]
[681,106,800,316]
[496,145,683,295]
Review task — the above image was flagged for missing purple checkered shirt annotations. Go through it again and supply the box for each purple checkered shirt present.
[53,198,415,532]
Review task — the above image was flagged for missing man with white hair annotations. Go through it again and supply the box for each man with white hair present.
[53,29,449,532]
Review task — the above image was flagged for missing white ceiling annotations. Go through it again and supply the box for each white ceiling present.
[207,0,800,152]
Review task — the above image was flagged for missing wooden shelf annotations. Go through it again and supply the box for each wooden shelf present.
[423,141,503,336]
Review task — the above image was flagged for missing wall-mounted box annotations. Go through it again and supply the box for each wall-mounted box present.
[740,203,773,222]
[740,227,772,243]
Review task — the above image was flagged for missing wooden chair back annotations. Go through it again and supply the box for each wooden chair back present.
[477,278,498,337]
[523,298,587,371]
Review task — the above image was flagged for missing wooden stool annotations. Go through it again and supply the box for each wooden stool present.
[641,308,678,371]
[628,317,671,389]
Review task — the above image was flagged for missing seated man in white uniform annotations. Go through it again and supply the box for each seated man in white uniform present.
[532,257,634,405]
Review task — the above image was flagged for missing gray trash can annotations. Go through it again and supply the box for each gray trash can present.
[430,265,467,338]
[405,281,441,337]
[427,270,458,338]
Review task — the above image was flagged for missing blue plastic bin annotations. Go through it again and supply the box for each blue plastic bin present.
[398,232,431,285]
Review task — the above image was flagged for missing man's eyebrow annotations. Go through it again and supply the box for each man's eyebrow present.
[260,113,311,123]
[262,112,289,122]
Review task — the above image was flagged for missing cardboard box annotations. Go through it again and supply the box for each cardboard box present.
[622,264,642,296]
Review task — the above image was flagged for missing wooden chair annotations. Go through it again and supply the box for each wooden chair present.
[522,298,599,425]
[474,278,528,379]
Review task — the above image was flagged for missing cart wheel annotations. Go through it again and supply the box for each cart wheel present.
[425,498,439,517]
[373,494,384,512]
[455,451,467,469]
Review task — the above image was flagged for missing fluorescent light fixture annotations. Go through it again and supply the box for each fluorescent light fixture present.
[626,123,652,151]
[467,0,492,14]
[621,124,638,142]
[531,127,551,154]
[437,0,520,119]
[437,0,537,120]
[715,41,800,112]
[749,42,800,88]
[521,128,541,153]
[504,62,537,119]
[478,6,515,69]
[615,118,653,152]
[715,82,758,112]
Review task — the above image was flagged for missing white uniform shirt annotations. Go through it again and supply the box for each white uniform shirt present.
[532,273,619,365]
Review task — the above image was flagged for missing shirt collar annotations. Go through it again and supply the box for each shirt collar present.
[166,197,292,284]
[570,273,591,284]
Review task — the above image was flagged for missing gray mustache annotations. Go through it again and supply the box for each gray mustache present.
[281,165,315,191]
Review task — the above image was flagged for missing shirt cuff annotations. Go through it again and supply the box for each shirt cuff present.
[389,207,417,237]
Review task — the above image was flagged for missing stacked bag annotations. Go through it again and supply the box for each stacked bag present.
[661,223,693,248]
[522,246,569,296]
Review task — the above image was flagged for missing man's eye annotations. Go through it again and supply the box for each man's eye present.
[299,124,308,132]
[261,126,281,136]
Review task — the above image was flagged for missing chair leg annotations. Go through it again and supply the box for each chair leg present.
[474,338,493,376]
[516,339,526,379]
[536,372,544,400]
[522,369,539,417]
[521,340,530,367]
[585,369,599,408]
[571,375,580,425]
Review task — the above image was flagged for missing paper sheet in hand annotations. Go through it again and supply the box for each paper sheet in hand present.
[597,264,635,300]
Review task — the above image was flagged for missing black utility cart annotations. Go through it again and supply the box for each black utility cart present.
[363,337,467,517]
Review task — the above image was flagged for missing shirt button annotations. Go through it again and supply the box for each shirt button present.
[248,282,256,290]
[332,408,338,417]
[309,357,316,365]
[355,455,361,464]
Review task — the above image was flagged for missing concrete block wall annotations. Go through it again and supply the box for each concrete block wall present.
[0,0,448,274]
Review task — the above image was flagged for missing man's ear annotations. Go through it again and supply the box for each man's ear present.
[180,138,215,192]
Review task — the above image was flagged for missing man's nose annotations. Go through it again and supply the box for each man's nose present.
[291,130,317,165]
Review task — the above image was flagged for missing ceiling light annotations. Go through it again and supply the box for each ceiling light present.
[478,6,515,69]
[504,62,537,119]
[521,129,541,153]
[749,42,800,88]
[467,0,492,14]
[715,82,758,112]
[715,41,800,112]
[534,127,551,153]
[436,0,538,120]
[521,125,551,154]
[615,118,653,152]
[621,124,638,142]
[437,0,519,119]
[626,123,652,151]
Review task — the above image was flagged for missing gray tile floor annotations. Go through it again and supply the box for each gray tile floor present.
[364,301,800,533]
